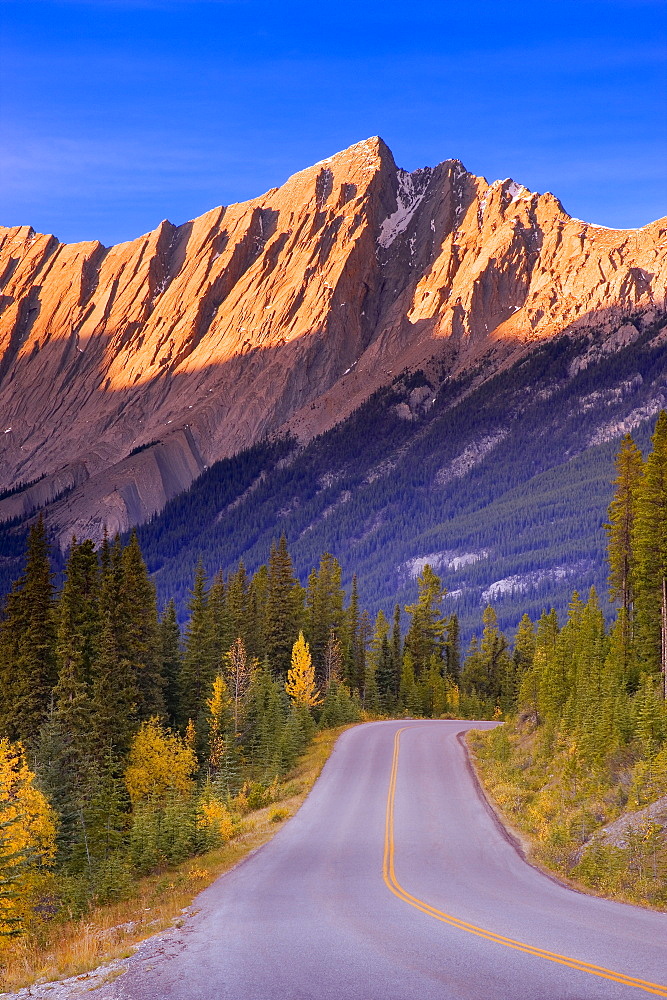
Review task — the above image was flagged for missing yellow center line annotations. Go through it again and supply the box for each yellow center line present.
[382,726,667,997]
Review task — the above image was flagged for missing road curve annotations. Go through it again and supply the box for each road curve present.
[111,721,667,1000]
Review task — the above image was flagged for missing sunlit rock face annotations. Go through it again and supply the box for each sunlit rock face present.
[0,137,665,546]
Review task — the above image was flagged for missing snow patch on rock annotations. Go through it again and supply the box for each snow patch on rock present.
[403,550,489,579]
[435,431,507,486]
[589,397,666,446]
[482,563,588,602]
[378,168,431,248]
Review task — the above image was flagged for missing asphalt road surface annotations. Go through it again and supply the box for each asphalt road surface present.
[111,721,667,1000]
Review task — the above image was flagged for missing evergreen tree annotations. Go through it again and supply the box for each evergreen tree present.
[226,560,251,651]
[56,538,101,688]
[265,537,302,678]
[404,564,446,676]
[444,613,461,682]
[376,635,396,712]
[606,433,643,615]
[90,613,137,755]
[179,562,212,729]
[0,515,56,743]
[570,588,609,762]
[39,649,94,873]
[365,611,389,712]
[119,532,164,721]
[205,573,229,679]
[421,655,448,718]
[305,553,345,681]
[461,606,511,707]
[247,564,268,660]
[160,600,182,727]
[243,661,286,773]
[343,575,360,689]
[509,614,535,705]
[633,411,667,697]
[398,651,420,716]
[356,609,372,701]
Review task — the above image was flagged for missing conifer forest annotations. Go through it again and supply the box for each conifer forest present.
[2,413,667,955]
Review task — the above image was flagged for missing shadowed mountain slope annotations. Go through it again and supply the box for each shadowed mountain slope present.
[130,310,667,640]
[1,137,665,551]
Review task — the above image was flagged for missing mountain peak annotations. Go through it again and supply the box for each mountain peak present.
[0,144,665,547]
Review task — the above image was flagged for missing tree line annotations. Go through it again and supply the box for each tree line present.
[473,413,667,906]
[3,409,667,939]
[0,526,470,942]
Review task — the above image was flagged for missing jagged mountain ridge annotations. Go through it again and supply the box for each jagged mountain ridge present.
[1,136,666,547]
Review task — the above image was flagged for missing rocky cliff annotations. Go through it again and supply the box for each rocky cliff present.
[1,137,665,546]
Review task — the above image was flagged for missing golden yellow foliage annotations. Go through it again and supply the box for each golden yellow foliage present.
[184,719,196,752]
[285,632,322,707]
[198,798,234,844]
[0,738,56,940]
[207,675,230,723]
[124,719,197,806]
[446,679,460,712]
[206,675,230,770]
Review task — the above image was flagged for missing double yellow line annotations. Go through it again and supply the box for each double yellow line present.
[382,726,667,997]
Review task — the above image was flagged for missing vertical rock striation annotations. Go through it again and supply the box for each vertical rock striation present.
[0,137,665,544]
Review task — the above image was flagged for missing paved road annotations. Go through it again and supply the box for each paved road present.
[112,721,667,999]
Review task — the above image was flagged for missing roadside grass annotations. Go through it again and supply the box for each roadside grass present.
[467,722,667,911]
[0,725,352,995]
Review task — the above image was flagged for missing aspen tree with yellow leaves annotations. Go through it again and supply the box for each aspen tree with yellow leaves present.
[124,719,197,806]
[285,632,322,708]
[206,675,231,773]
[0,738,56,940]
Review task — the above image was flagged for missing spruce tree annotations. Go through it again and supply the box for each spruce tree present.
[343,574,360,689]
[243,661,286,773]
[404,564,446,677]
[356,610,372,698]
[179,562,212,729]
[444,613,461,682]
[205,573,229,679]
[633,411,667,697]
[265,537,302,678]
[305,553,345,680]
[160,600,182,727]
[90,613,137,755]
[376,635,396,712]
[56,538,101,688]
[461,606,511,707]
[391,604,402,695]
[248,564,268,660]
[0,515,56,743]
[606,433,643,615]
[509,614,535,704]
[119,532,165,720]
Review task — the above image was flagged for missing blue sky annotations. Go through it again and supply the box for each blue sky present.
[1,0,665,245]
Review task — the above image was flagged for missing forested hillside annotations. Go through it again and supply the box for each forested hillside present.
[0,518,475,958]
[2,315,666,646]
[472,415,667,908]
[130,314,666,640]
[2,409,667,967]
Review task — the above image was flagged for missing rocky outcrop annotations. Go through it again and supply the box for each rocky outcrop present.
[1,137,665,546]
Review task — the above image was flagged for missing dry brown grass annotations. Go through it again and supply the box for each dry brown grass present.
[0,725,352,995]
[467,725,667,911]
